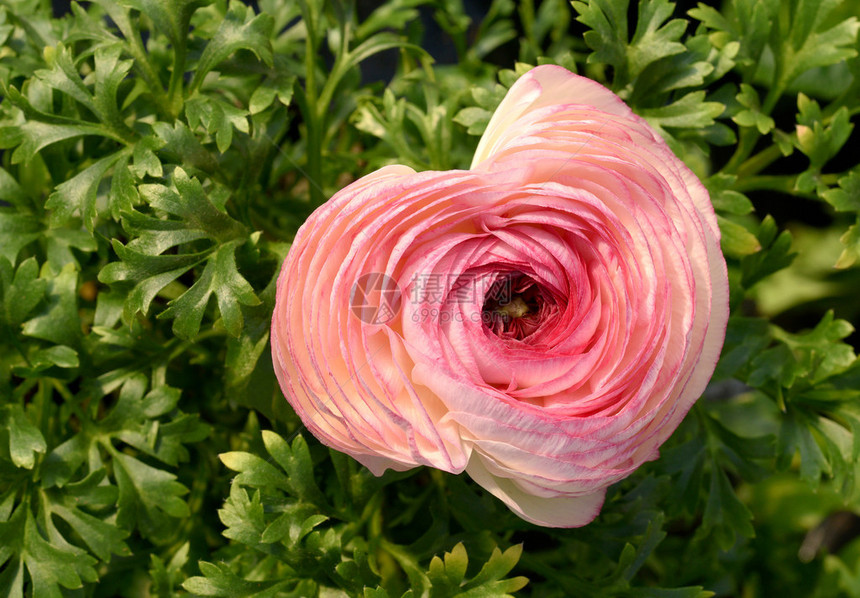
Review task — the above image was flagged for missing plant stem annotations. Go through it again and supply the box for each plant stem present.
[166,37,187,119]
[301,11,324,206]
[737,144,784,179]
[733,174,837,197]
[722,127,760,174]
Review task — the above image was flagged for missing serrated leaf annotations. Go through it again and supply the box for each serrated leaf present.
[113,451,190,538]
[131,135,164,179]
[21,262,79,347]
[0,505,98,598]
[0,167,28,207]
[4,405,46,469]
[248,75,295,114]
[189,2,274,93]
[159,242,259,338]
[574,0,688,90]
[49,498,129,562]
[822,170,860,213]
[640,91,724,129]
[219,451,290,491]
[454,107,491,136]
[698,466,754,550]
[689,0,777,73]
[782,1,859,84]
[35,43,95,112]
[141,168,246,242]
[4,120,102,165]
[91,44,134,131]
[46,151,126,230]
[0,257,46,327]
[109,155,139,219]
[731,84,773,134]
[133,0,210,51]
[261,432,328,507]
[461,545,525,592]
[717,215,761,258]
[0,210,41,264]
[836,217,860,269]
[741,216,795,288]
[182,560,295,597]
[218,485,267,545]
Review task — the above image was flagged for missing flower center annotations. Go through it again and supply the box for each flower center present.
[482,275,546,340]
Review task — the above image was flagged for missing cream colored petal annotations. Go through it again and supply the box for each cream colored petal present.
[471,65,636,169]
[465,452,606,528]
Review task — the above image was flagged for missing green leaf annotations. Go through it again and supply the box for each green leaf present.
[821,170,860,213]
[99,168,252,329]
[98,240,204,322]
[109,154,140,219]
[91,44,135,132]
[429,542,468,591]
[4,405,46,469]
[1,119,108,165]
[573,0,688,91]
[460,544,527,594]
[794,98,853,171]
[781,0,859,85]
[718,215,761,258]
[158,242,259,338]
[217,484,267,546]
[836,217,860,269]
[0,504,98,598]
[49,494,130,562]
[688,0,777,75]
[35,43,96,112]
[0,167,28,207]
[0,210,41,264]
[639,91,724,129]
[454,107,492,136]
[780,409,830,486]
[131,135,164,179]
[219,451,290,491]
[261,432,328,507]
[713,317,772,381]
[248,75,295,114]
[0,257,46,327]
[740,216,795,288]
[356,0,424,39]
[134,0,210,51]
[45,151,127,231]
[182,560,296,597]
[189,1,274,94]
[731,84,774,134]
[698,465,755,551]
[142,167,246,242]
[21,262,80,347]
[113,451,190,538]
[705,174,753,215]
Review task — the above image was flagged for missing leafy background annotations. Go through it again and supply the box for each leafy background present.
[1,0,859,595]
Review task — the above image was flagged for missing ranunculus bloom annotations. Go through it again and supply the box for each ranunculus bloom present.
[271,65,729,527]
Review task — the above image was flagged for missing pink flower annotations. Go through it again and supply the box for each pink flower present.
[271,65,729,527]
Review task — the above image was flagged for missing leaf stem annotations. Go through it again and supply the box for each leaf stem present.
[125,18,173,119]
[722,127,761,174]
[298,4,324,206]
[732,174,837,197]
[166,37,188,119]
[737,144,784,178]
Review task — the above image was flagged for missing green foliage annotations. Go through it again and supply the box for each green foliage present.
[0,0,859,596]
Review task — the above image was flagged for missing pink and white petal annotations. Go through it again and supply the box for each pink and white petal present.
[471,65,636,168]
[466,452,606,528]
